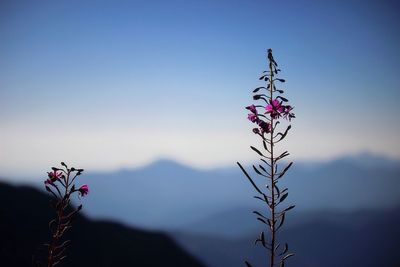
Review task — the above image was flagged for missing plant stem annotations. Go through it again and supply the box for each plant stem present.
[269,58,275,267]
[48,172,70,267]
[48,199,64,267]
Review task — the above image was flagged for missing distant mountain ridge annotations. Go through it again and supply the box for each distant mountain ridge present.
[77,153,400,231]
[4,153,399,232]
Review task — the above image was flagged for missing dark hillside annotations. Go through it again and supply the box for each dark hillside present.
[0,182,205,267]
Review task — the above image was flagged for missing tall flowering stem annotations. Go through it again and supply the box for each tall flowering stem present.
[237,49,295,267]
[43,162,89,267]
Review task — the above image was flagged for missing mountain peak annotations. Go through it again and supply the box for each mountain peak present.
[335,151,400,170]
[144,158,198,172]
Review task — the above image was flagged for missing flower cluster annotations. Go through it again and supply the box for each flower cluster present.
[265,99,294,120]
[45,169,62,185]
[246,98,295,135]
[44,166,89,198]
[246,105,271,134]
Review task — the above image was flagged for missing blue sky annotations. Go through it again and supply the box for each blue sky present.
[1,0,399,177]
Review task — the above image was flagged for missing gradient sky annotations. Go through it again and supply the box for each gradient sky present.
[1,0,399,178]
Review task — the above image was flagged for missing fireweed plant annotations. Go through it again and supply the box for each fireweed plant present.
[41,162,89,267]
[237,49,295,267]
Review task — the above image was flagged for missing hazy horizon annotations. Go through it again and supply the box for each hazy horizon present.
[1,150,399,181]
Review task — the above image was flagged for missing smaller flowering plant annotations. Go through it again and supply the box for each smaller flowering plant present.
[42,162,89,267]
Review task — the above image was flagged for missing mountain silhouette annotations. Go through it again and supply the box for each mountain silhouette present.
[69,153,400,232]
[173,207,400,267]
[0,182,205,267]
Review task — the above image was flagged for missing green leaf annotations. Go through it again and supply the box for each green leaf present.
[237,162,263,195]
[250,146,264,157]
[276,125,291,142]
[253,211,267,219]
[276,151,290,164]
[282,205,295,213]
[260,158,271,167]
[279,243,289,256]
[259,164,267,173]
[257,217,267,225]
[274,182,281,198]
[278,162,293,178]
[280,193,288,203]
[260,231,266,247]
[254,196,265,202]
[277,96,288,102]
[253,165,263,176]
[253,86,267,93]
[282,253,295,261]
[277,212,285,229]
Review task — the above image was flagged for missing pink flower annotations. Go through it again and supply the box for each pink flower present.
[258,120,271,134]
[246,105,258,114]
[247,105,260,123]
[282,105,295,120]
[78,184,89,197]
[265,99,284,119]
[247,113,259,123]
[45,170,62,184]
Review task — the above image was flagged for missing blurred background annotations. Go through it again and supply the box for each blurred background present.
[1,0,399,266]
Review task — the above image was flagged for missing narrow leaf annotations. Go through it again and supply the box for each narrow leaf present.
[276,151,290,163]
[277,212,286,229]
[253,165,263,176]
[253,86,267,93]
[282,205,295,213]
[280,193,288,203]
[254,196,265,202]
[260,158,271,167]
[278,162,293,178]
[259,164,267,173]
[253,211,267,219]
[262,140,270,153]
[260,231,266,247]
[237,162,263,194]
[279,243,289,256]
[257,217,267,225]
[250,146,264,157]
[276,125,291,142]
[274,182,281,199]
[277,96,288,102]
[282,253,295,261]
